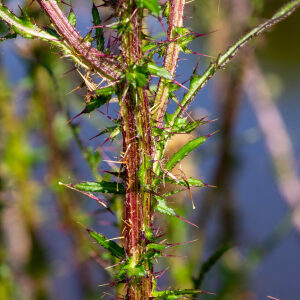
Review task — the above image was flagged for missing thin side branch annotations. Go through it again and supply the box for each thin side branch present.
[172,0,300,121]
[36,0,122,81]
[0,2,121,81]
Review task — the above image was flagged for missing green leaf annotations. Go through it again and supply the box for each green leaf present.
[153,289,210,299]
[155,194,200,228]
[95,85,115,97]
[68,9,77,27]
[155,196,176,217]
[142,42,157,53]
[145,226,154,242]
[86,228,125,259]
[109,126,121,140]
[89,125,118,141]
[68,94,112,122]
[174,27,195,53]
[147,243,166,251]
[168,115,209,134]
[164,136,207,171]
[183,119,207,133]
[162,177,205,197]
[177,177,204,187]
[75,181,125,194]
[137,0,161,16]
[83,31,93,43]
[58,182,110,210]
[194,244,233,288]
[83,94,111,114]
[117,258,147,279]
[147,62,173,80]
[127,264,147,277]
[92,3,105,51]
[126,65,149,88]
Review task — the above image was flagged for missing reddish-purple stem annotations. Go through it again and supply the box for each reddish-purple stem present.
[36,0,122,81]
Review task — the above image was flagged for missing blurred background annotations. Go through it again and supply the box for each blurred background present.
[0,0,300,299]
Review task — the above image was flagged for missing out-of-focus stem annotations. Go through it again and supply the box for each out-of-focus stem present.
[244,55,300,231]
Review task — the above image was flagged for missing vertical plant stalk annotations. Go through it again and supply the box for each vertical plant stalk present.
[118,2,153,298]
[153,0,185,123]
[2,0,300,299]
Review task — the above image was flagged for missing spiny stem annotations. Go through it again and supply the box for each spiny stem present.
[36,0,122,81]
[118,2,154,298]
[153,0,185,124]
[0,2,121,81]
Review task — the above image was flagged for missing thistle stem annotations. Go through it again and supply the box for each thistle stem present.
[118,2,154,298]
[36,0,122,81]
[153,0,185,124]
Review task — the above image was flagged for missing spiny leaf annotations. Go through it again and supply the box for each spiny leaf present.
[84,95,111,113]
[145,226,155,242]
[168,177,205,188]
[58,182,112,213]
[163,177,205,197]
[85,228,125,259]
[83,31,93,43]
[127,264,147,277]
[174,27,195,53]
[164,136,207,171]
[92,3,104,51]
[147,62,173,80]
[194,244,234,288]
[75,181,125,194]
[136,0,161,16]
[183,119,207,133]
[89,125,118,141]
[95,85,115,96]
[166,114,209,134]
[68,8,77,27]
[109,126,121,140]
[90,125,121,146]
[117,258,147,279]
[153,288,212,299]
[125,65,149,88]
[155,196,199,227]
[147,243,166,251]
[142,42,157,53]
[155,196,176,217]
[69,94,111,122]
[144,244,164,261]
